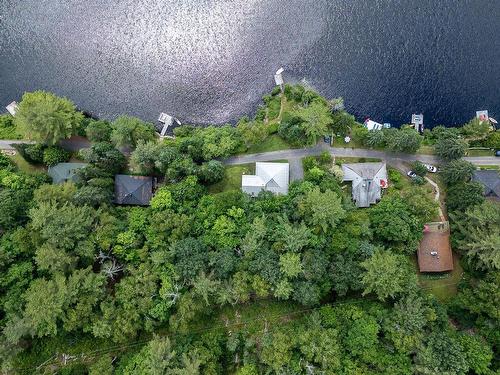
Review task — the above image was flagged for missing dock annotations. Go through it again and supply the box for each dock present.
[157,112,181,138]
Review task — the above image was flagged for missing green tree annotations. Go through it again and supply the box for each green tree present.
[131,140,160,174]
[111,115,156,148]
[451,201,500,270]
[297,101,332,144]
[410,161,428,177]
[88,355,114,375]
[415,331,468,375]
[361,249,417,301]
[364,130,385,148]
[198,160,224,184]
[384,294,433,353]
[459,333,493,375]
[435,136,468,161]
[0,189,32,230]
[279,253,302,278]
[484,130,500,149]
[14,91,83,145]
[42,146,70,166]
[85,119,112,143]
[440,159,475,186]
[123,335,176,375]
[369,196,422,247]
[385,128,422,153]
[80,142,126,174]
[446,181,484,212]
[150,188,173,211]
[299,187,346,233]
[461,118,491,141]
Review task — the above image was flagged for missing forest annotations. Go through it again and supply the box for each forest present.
[0,85,498,374]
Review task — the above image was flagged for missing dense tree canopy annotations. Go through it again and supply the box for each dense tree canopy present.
[14,91,83,145]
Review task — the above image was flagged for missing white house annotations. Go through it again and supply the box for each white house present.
[242,162,289,196]
[364,119,383,131]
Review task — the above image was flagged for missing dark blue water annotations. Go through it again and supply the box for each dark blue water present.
[1,0,499,126]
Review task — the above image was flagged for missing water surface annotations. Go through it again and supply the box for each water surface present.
[1,0,499,126]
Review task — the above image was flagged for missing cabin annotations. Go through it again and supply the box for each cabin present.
[48,163,87,184]
[242,162,289,196]
[114,175,153,206]
[418,221,454,272]
[472,170,500,199]
[342,162,388,207]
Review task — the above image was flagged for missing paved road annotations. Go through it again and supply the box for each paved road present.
[0,140,35,150]
[225,144,500,167]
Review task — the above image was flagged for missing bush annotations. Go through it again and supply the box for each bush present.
[484,131,500,149]
[319,151,332,165]
[0,114,21,139]
[85,119,112,143]
[0,153,13,169]
[23,143,45,164]
[43,146,70,166]
[411,161,428,177]
[267,122,279,135]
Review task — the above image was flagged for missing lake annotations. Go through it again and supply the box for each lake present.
[0,0,499,127]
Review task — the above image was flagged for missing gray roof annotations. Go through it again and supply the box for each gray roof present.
[342,163,388,207]
[114,175,153,206]
[472,170,500,198]
[48,163,88,184]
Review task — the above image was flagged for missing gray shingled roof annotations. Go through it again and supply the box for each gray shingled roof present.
[48,163,88,184]
[114,175,153,206]
[473,170,500,198]
[342,163,388,207]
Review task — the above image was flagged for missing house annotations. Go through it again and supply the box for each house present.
[418,221,454,272]
[242,162,289,196]
[342,162,388,207]
[472,170,500,199]
[48,162,87,184]
[114,175,153,206]
[364,119,383,131]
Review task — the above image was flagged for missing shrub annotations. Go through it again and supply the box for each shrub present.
[43,146,70,166]
[411,161,428,177]
[85,119,112,142]
[319,151,332,165]
[484,131,500,149]
[23,143,45,164]
[0,153,13,169]
[0,114,21,139]
[267,122,279,135]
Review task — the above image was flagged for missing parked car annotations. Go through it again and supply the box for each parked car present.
[423,163,437,173]
[495,150,500,157]
[407,170,417,179]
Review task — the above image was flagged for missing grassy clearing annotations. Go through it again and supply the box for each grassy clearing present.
[477,165,500,170]
[414,254,464,302]
[466,148,494,157]
[8,153,45,174]
[208,164,254,194]
[417,145,434,155]
[334,156,382,164]
[243,134,293,154]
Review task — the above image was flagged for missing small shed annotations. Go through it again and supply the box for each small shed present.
[114,175,153,206]
[48,162,87,184]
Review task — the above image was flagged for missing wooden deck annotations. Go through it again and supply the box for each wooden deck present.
[418,222,454,273]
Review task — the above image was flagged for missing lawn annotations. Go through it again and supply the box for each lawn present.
[334,156,382,164]
[466,148,494,157]
[414,254,464,302]
[208,163,254,193]
[416,145,435,155]
[243,134,293,154]
[8,153,46,174]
